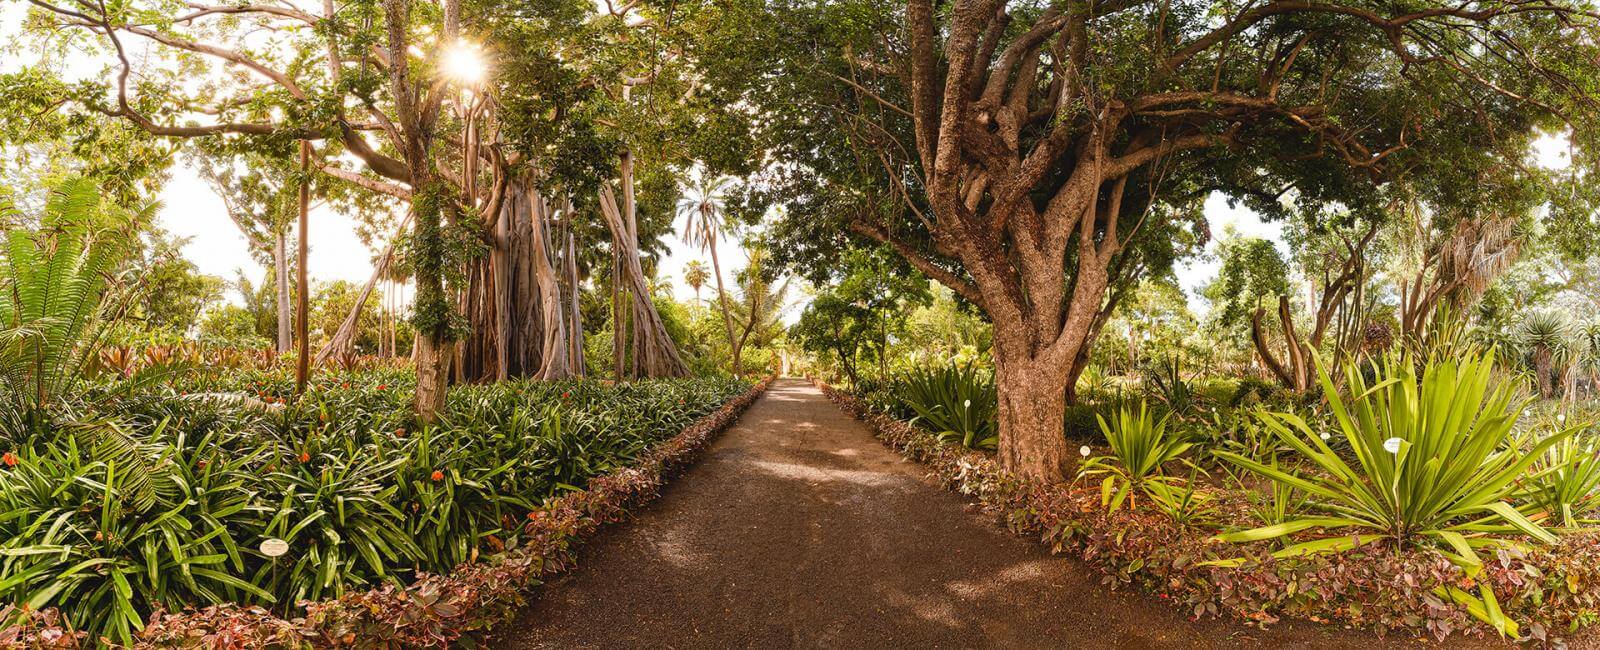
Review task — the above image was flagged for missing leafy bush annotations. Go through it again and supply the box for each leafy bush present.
[1143,356,1199,418]
[1527,434,1600,528]
[1079,402,1192,511]
[895,364,998,450]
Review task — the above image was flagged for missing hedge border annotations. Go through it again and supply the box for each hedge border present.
[815,379,1600,646]
[2,377,772,649]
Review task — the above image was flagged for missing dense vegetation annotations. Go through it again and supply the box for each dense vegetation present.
[5,0,1600,644]
[0,365,746,643]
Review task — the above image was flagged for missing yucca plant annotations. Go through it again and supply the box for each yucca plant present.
[896,364,998,450]
[1519,310,1576,399]
[1145,356,1199,418]
[1079,402,1192,511]
[1212,350,1573,638]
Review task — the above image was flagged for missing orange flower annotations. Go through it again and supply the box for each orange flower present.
[430,470,444,481]
[561,391,570,399]
[394,428,406,437]
[2,452,16,467]
[376,384,387,391]
[298,452,310,463]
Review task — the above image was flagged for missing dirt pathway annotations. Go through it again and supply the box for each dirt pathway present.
[497,379,1400,649]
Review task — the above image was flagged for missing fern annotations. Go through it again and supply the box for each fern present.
[66,418,168,513]
[0,177,147,430]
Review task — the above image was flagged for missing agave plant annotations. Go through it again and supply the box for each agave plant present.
[1144,356,1199,418]
[1212,350,1572,638]
[0,178,146,433]
[1079,402,1192,511]
[896,364,998,450]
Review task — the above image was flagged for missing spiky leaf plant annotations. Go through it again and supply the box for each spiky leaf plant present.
[1212,350,1572,638]
[1518,310,1576,398]
[1079,402,1192,511]
[897,364,998,450]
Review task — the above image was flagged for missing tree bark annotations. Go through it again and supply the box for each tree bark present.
[598,186,689,378]
[273,229,292,354]
[294,140,311,394]
[993,339,1072,483]
[459,177,574,381]
[564,206,586,377]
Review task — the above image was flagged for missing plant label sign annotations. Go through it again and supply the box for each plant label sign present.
[260,538,290,557]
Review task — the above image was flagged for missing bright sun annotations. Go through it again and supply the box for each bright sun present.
[443,41,486,84]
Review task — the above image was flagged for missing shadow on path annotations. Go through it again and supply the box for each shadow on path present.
[496,379,1432,649]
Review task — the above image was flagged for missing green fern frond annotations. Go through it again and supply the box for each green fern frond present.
[66,418,167,513]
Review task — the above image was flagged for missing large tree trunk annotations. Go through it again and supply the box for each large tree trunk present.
[274,230,292,354]
[993,337,1073,483]
[460,177,574,381]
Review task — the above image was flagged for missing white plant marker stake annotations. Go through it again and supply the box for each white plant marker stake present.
[260,538,290,557]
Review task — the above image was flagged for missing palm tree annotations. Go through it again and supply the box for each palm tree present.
[684,260,709,308]
[678,175,740,374]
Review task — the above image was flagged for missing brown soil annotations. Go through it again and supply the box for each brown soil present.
[495,380,1482,649]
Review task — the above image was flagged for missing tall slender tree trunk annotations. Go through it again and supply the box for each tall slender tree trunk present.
[707,241,737,376]
[294,140,311,394]
[274,229,292,354]
[564,208,586,377]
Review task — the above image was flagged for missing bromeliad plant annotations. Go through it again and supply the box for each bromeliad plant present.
[1211,350,1574,638]
[1079,402,1192,511]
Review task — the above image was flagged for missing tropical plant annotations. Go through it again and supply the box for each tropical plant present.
[896,364,998,450]
[0,178,146,432]
[683,260,709,308]
[1074,363,1114,401]
[1527,434,1600,528]
[1519,310,1576,399]
[1212,350,1574,638]
[1145,471,1217,526]
[1079,402,1192,511]
[1145,356,1199,418]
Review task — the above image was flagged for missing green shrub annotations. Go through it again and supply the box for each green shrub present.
[1527,434,1600,528]
[0,179,148,436]
[0,373,750,643]
[896,364,998,451]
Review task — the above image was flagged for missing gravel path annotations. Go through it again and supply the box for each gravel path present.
[496,379,1420,649]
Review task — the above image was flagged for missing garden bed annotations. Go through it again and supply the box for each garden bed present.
[816,380,1600,646]
[1,376,770,648]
